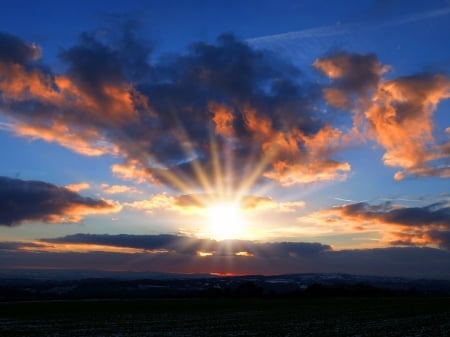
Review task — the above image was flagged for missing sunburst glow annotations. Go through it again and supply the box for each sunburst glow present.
[204,202,246,240]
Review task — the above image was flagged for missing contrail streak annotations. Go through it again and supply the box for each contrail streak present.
[246,7,450,46]
[0,121,13,132]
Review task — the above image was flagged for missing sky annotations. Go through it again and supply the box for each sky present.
[0,0,449,278]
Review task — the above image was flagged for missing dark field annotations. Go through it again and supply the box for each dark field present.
[1,297,449,336]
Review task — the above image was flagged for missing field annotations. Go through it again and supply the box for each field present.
[1,297,449,336]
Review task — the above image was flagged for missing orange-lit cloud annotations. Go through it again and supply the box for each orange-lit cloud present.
[240,105,351,186]
[51,199,122,224]
[241,195,305,212]
[0,32,151,162]
[111,162,156,184]
[65,182,91,193]
[125,193,188,214]
[100,183,141,195]
[366,74,450,179]
[315,51,450,179]
[208,101,235,137]
[19,241,147,254]
[14,122,118,156]
[300,199,450,249]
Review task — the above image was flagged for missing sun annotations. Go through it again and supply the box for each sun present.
[204,202,246,240]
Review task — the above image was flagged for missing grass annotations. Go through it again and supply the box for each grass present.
[0,297,449,336]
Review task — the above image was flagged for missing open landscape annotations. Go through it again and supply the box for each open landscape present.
[1,272,450,336]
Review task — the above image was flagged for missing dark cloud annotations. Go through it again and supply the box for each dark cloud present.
[321,247,450,279]
[314,51,386,109]
[323,200,450,250]
[0,177,120,226]
[2,236,450,278]
[45,233,209,255]
[60,33,126,104]
[0,241,26,251]
[133,34,333,187]
[427,230,450,251]
[316,51,385,94]
[383,202,450,227]
[43,233,331,258]
[339,201,450,227]
[0,32,40,64]
[59,27,152,110]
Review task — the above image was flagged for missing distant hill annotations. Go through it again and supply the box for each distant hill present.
[1,270,449,301]
[0,268,214,281]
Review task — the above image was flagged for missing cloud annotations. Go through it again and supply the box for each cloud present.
[0,30,351,195]
[100,183,140,195]
[338,201,450,226]
[2,234,450,278]
[124,192,225,215]
[301,199,450,250]
[0,31,40,63]
[1,28,448,195]
[65,182,91,193]
[366,74,450,179]
[427,230,450,251]
[111,162,155,184]
[314,51,388,109]
[315,51,450,179]
[42,233,331,258]
[125,192,305,216]
[241,195,305,212]
[0,177,121,226]
[14,240,148,254]
[0,31,149,157]
[125,193,180,213]
[13,122,118,157]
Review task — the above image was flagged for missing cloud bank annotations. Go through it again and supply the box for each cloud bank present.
[1,234,450,279]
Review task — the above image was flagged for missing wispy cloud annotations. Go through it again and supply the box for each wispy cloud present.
[100,183,141,195]
[246,7,450,46]
[247,23,358,45]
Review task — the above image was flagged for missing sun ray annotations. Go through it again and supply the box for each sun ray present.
[234,141,280,200]
[209,128,225,196]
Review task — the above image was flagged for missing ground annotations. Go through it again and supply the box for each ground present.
[1,297,449,336]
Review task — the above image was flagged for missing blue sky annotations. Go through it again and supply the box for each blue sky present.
[0,0,449,278]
